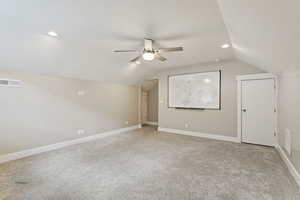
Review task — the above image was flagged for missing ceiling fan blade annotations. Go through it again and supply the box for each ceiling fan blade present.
[155,54,167,62]
[144,38,153,51]
[114,50,139,53]
[130,56,141,63]
[158,47,183,52]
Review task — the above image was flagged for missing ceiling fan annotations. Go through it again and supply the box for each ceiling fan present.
[114,38,183,64]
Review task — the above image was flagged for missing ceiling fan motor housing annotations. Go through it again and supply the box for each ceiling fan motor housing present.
[114,38,183,63]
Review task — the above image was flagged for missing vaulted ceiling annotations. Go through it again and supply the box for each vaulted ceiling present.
[0,0,299,84]
[218,0,300,74]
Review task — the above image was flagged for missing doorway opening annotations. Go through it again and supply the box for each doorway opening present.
[141,79,159,128]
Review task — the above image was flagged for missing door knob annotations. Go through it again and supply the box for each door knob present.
[242,109,247,112]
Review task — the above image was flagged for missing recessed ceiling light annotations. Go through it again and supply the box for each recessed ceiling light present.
[221,43,230,49]
[47,31,58,37]
[142,52,155,61]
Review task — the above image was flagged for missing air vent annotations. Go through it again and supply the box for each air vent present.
[0,79,23,87]
[285,129,292,155]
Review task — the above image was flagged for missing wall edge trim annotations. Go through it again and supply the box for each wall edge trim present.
[0,125,141,164]
[158,127,240,143]
[144,121,158,126]
[276,144,300,187]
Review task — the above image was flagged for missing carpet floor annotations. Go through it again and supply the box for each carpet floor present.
[0,126,299,200]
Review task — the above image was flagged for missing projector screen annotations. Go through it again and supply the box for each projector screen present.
[168,71,221,109]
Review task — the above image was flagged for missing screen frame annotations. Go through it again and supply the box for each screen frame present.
[167,70,221,110]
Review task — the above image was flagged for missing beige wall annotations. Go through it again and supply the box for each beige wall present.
[0,70,139,156]
[147,81,158,122]
[278,69,300,173]
[158,60,262,137]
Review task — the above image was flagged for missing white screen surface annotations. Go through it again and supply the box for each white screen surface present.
[168,71,220,109]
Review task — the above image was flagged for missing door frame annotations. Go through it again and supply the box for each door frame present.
[236,73,278,145]
[138,79,159,126]
[141,91,148,124]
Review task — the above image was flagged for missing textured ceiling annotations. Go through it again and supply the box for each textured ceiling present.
[218,0,300,74]
[0,0,233,84]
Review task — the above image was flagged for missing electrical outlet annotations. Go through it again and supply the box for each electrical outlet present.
[77,129,85,135]
[184,123,189,128]
[125,121,129,125]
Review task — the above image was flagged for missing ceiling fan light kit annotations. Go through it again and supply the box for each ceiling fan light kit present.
[142,52,155,61]
[114,38,183,64]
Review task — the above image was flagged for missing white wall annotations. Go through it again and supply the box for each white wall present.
[157,60,262,137]
[278,69,300,173]
[0,70,139,156]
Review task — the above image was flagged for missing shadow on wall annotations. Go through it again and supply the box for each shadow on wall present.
[278,70,300,173]
[0,70,139,155]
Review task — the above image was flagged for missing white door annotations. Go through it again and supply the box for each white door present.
[241,79,275,146]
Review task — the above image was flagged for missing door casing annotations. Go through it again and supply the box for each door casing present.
[237,73,278,146]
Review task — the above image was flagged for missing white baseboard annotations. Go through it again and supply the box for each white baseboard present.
[0,125,141,164]
[144,121,158,126]
[158,127,240,143]
[276,144,300,187]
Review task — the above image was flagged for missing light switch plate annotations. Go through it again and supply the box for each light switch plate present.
[77,129,85,135]
[77,91,85,96]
